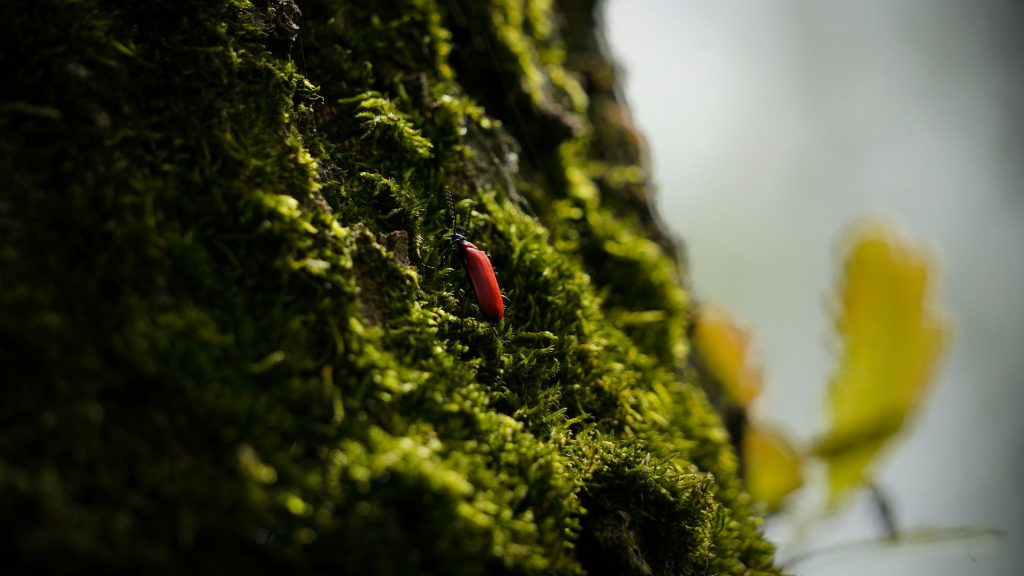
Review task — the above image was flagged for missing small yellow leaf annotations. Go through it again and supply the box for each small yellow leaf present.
[743,422,804,512]
[815,220,949,505]
[694,306,763,407]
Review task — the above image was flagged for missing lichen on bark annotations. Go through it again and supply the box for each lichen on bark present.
[0,0,780,574]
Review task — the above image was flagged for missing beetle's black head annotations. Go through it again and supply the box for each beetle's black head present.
[449,232,468,256]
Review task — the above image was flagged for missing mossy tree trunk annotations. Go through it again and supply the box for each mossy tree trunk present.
[0,0,779,574]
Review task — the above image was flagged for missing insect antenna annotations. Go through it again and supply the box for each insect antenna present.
[445,186,458,234]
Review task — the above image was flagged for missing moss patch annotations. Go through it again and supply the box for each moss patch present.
[1,0,779,574]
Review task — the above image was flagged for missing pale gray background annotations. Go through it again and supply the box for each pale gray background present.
[603,1,1024,574]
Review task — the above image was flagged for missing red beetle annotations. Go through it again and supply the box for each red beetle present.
[450,232,509,322]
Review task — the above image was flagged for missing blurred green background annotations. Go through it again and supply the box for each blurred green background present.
[603,1,1024,574]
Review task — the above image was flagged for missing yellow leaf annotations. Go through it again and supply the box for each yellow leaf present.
[815,220,949,505]
[743,422,804,512]
[694,306,763,407]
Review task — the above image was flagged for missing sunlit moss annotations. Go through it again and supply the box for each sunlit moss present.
[0,0,779,574]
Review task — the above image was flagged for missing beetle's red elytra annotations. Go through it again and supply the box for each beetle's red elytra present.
[451,233,507,322]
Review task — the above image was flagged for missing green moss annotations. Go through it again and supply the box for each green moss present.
[0,0,780,574]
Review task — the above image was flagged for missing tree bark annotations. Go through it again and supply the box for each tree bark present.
[0,0,780,573]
